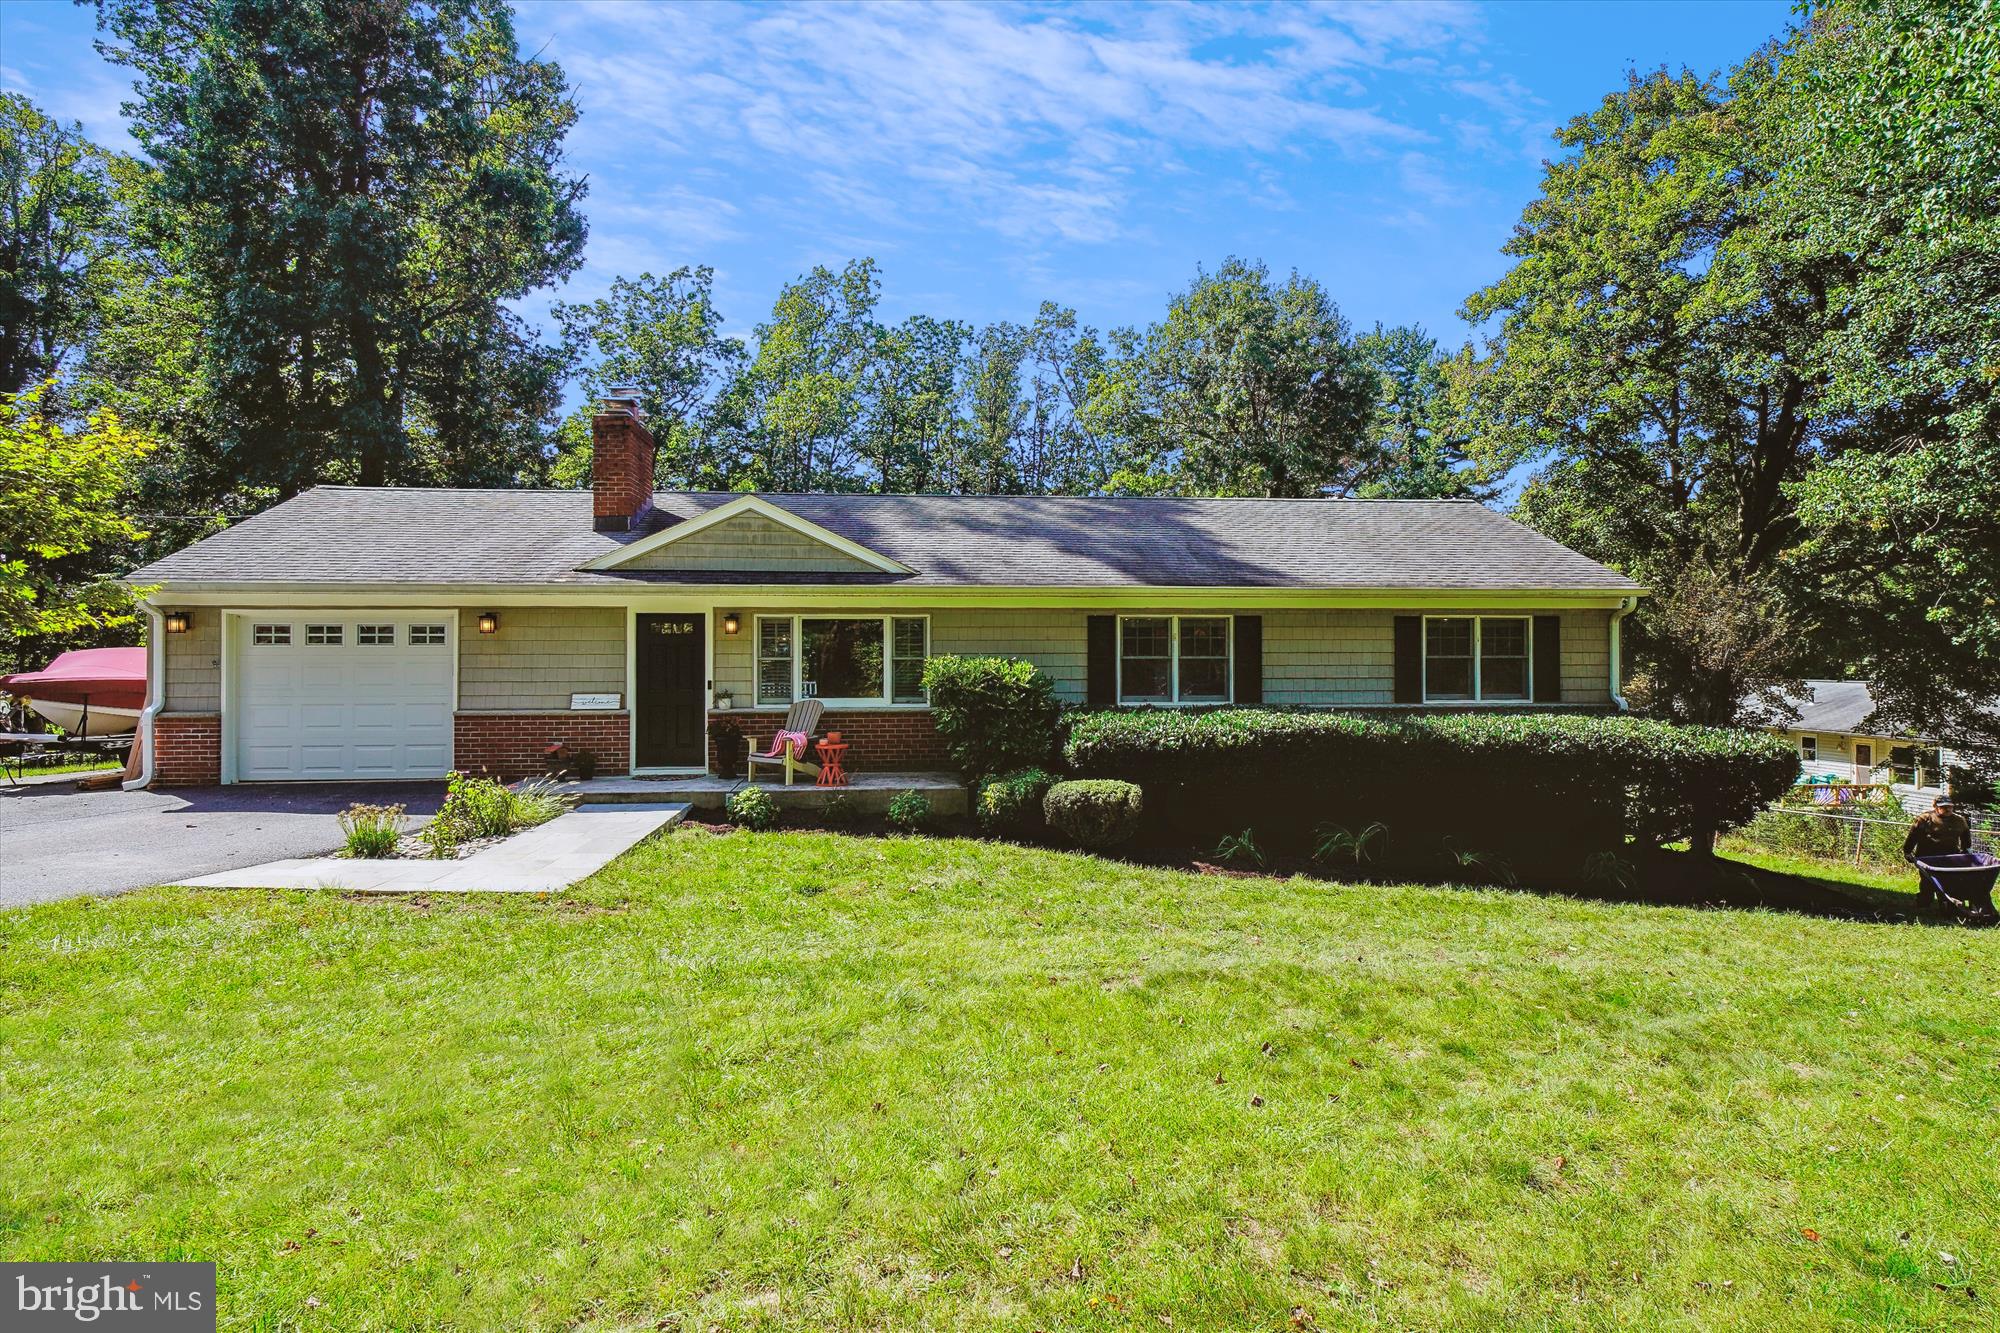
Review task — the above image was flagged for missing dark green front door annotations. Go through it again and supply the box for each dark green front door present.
[635,613,705,768]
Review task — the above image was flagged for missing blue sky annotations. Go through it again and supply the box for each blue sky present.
[1,0,1795,346]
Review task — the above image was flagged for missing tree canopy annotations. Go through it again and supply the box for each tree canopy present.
[95,0,587,494]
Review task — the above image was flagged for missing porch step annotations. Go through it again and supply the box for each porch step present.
[552,772,967,816]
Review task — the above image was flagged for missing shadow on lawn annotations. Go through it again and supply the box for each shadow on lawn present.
[1614,851,1945,924]
[1135,843,1969,927]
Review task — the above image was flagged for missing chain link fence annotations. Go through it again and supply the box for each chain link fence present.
[1733,796,1996,868]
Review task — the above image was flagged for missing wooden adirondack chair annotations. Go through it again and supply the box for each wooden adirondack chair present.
[745,698,826,785]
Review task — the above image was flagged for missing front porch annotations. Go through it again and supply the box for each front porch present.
[552,771,968,816]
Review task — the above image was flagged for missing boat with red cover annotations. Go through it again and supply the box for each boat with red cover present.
[0,646,148,738]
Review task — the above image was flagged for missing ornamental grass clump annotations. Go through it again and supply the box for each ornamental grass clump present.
[338,803,404,859]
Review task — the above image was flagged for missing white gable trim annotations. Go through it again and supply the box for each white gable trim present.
[580,494,914,575]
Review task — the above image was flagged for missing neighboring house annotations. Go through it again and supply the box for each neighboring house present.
[121,395,1645,787]
[1764,679,1961,810]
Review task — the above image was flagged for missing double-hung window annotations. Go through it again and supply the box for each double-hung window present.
[755,615,930,707]
[1117,615,1232,705]
[1422,616,1532,703]
[1799,735,1818,763]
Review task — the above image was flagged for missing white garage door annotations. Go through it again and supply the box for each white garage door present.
[234,616,454,781]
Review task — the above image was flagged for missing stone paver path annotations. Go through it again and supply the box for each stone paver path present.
[176,803,685,892]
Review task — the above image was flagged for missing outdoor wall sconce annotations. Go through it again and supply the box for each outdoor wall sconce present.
[164,610,191,634]
[477,612,499,635]
[722,612,741,636]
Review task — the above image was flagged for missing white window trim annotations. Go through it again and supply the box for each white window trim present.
[1421,614,1533,705]
[753,614,931,709]
[1800,735,1818,762]
[1115,614,1234,707]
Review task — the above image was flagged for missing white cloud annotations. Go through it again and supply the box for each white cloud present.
[531,0,1486,249]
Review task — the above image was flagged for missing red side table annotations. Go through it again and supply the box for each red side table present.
[815,738,850,787]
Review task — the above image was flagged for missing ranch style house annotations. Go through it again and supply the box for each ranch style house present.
[122,393,1646,787]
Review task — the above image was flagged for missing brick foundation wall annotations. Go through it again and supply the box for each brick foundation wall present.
[454,711,631,782]
[153,713,221,785]
[710,708,949,774]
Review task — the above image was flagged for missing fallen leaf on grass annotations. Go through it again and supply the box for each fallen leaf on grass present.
[1801,1228,1821,1242]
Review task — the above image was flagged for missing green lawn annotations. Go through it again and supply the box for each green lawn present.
[3,830,1996,1330]
[11,756,121,778]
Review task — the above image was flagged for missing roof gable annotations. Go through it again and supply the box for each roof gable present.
[582,496,912,575]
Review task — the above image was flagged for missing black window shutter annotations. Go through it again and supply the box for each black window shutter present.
[1086,615,1116,706]
[1233,615,1262,704]
[1392,616,1423,704]
[1533,615,1562,703]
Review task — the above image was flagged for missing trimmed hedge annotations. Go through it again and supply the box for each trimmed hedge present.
[1044,779,1145,849]
[977,766,1057,835]
[921,655,1062,780]
[1061,709,1798,865]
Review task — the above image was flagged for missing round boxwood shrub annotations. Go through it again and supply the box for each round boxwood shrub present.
[921,655,1062,780]
[727,784,778,831]
[1043,779,1144,849]
[976,766,1056,836]
[886,790,933,832]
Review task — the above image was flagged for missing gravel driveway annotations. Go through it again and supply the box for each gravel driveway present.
[1,781,443,909]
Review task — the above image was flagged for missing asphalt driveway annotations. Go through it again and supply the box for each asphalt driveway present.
[1,781,443,909]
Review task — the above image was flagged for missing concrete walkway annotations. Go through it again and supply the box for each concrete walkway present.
[176,803,686,893]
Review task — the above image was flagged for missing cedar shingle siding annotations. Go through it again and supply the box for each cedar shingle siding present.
[459,606,626,712]
[619,512,880,574]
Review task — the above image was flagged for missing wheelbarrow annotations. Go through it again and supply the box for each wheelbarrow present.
[1914,851,2000,918]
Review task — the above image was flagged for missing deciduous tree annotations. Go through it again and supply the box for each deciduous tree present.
[0,383,154,662]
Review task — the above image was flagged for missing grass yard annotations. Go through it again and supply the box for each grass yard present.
[3,830,1996,1330]
[11,756,122,778]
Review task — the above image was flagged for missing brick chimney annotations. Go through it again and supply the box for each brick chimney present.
[591,388,656,532]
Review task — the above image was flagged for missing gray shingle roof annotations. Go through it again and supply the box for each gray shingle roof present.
[130,487,1645,592]
[1780,680,1886,735]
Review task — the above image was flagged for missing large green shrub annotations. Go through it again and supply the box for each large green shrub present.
[1061,709,1798,863]
[1043,779,1144,849]
[976,767,1056,835]
[921,655,1062,779]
